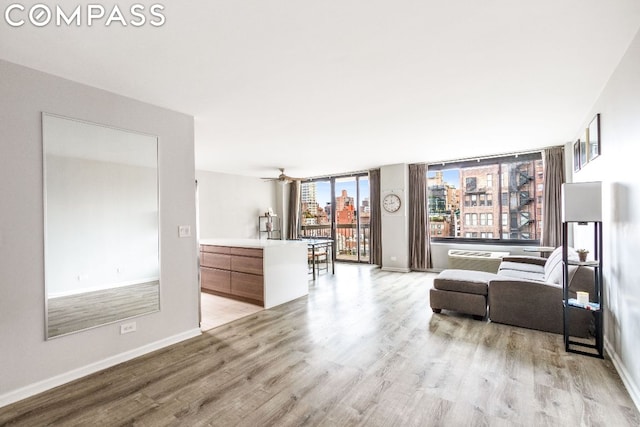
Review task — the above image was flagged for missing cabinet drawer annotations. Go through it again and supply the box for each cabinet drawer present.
[231,255,263,275]
[229,247,263,258]
[201,245,231,254]
[231,272,264,302]
[201,267,231,293]
[201,253,231,270]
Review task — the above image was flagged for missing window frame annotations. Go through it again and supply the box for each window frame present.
[427,151,543,246]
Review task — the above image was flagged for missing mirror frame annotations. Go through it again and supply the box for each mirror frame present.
[43,112,161,339]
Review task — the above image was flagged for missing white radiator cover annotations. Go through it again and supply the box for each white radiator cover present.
[447,250,509,273]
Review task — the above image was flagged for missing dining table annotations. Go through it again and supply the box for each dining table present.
[304,238,335,280]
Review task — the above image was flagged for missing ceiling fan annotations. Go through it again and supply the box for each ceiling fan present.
[262,168,302,183]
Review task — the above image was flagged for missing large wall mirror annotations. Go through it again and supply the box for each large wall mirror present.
[43,113,160,339]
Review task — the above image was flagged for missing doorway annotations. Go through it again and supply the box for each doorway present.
[196,179,262,331]
[300,173,370,263]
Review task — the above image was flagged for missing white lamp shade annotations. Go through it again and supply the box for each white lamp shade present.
[562,182,602,222]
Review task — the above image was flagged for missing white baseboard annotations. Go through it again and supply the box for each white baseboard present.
[0,328,202,408]
[381,267,411,273]
[605,336,640,412]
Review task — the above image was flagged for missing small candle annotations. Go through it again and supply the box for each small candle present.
[577,291,589,305]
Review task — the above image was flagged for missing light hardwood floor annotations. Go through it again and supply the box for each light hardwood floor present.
[200,292,263,331]
[2,264,638,426]
[47,281,160,338]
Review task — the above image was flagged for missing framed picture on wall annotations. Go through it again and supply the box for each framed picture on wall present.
[573,140,581,172]
[580,134,588,168]
[588,113,601,161]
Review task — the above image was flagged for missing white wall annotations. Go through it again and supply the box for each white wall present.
[380,163,410,272]
[196,170,278,239]
[46,156,159,296]
[566,28,640,409]
[0,60,200,405]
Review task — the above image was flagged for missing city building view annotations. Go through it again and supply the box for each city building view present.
[300,177,370,262]
[299,156,544,264]
[428,156,544,241]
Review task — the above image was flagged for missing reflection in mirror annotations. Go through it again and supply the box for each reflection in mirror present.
[43,113,160,339]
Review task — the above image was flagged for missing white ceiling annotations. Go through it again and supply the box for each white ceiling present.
[2,1,640,179]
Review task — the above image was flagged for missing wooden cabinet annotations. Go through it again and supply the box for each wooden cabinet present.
[200,244,264,305]
[201,267,230,293]
[200,239,308,309]
[231,253,263,275]
[231,271,263,301]
[202,252,231,270]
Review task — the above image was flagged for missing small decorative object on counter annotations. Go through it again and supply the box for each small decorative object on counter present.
[576,291,589,305]
[576,249,589,262]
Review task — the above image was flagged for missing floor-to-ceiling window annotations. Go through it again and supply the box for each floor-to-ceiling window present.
[300,173,370,263]
[334,175,370,262]
[427,152,544,243]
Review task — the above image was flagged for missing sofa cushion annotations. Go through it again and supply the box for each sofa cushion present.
[499,261,545,275]
[430,288,488,317]
[496,268,545,282]
[488,277,593,337]
[434,269,497,295]
[544,247,579,285]
[542,247,564,284]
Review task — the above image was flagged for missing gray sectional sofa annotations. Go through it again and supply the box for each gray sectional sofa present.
[430,247,595,337]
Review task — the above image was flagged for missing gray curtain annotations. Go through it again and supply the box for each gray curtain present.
[542,146,565,247]
[369,169,382,266]
[287,181,301,240]
[409,163,431,270]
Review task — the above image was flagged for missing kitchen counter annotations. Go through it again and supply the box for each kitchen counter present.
[199,238,308,309]
[199,238,307,249]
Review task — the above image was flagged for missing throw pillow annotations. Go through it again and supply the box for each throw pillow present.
[544,247,578,285]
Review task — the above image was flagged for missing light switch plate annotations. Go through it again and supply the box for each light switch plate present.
[178,225,191,237]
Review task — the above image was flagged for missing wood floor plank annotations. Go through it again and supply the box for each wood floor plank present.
[1,264,639,426]
[47,281,160,338]
[200,292,263,331]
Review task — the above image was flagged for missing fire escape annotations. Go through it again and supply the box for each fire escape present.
[509,164,535,239]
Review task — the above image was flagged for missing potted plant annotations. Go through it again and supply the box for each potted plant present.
[577,249,589,262]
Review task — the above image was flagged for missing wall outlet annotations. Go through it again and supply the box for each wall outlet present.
[178,225,191,237]
[390,256,397,261]
[120,322,136,334]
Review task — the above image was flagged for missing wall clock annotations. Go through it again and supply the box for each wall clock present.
[383,193,401,213]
